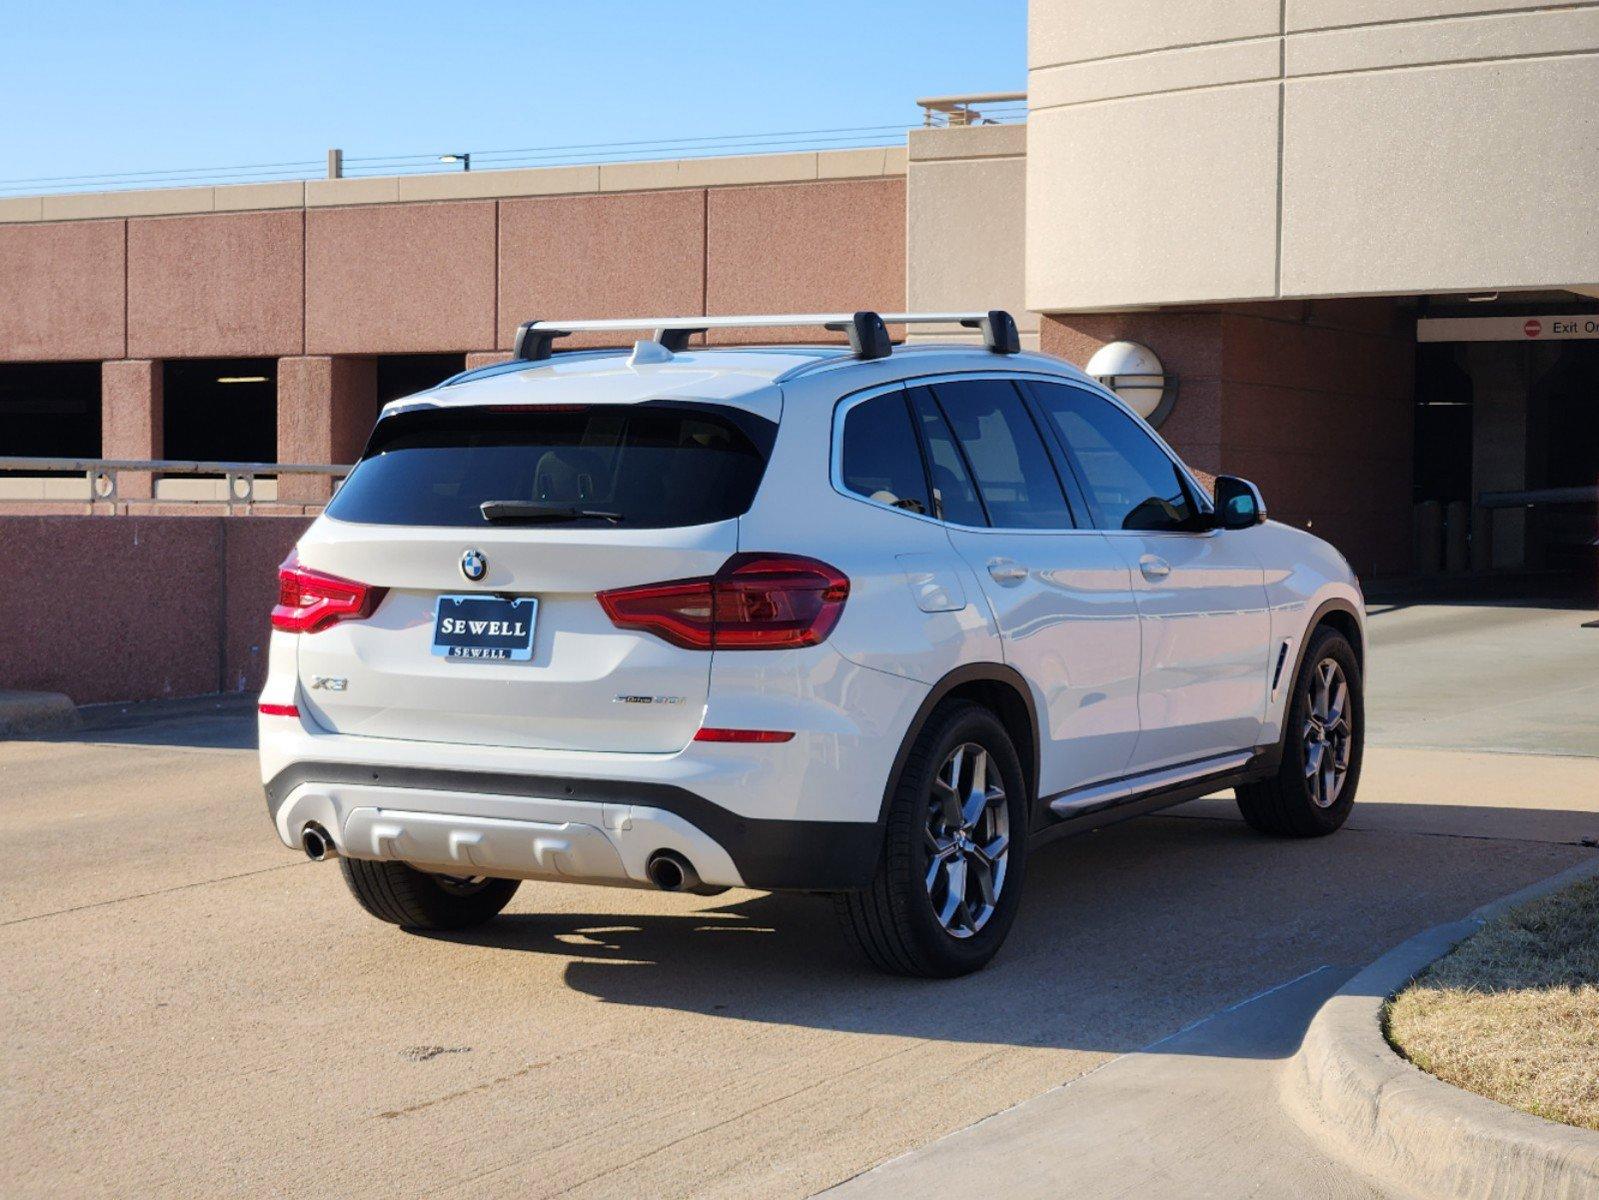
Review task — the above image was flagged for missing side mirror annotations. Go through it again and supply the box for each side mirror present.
[1213,475,1267,530]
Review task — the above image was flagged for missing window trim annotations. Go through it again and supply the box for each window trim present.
[835,385,937,521]
[829,370,1213,537]
[1018,376,1213,537]
[924,378,1081,531]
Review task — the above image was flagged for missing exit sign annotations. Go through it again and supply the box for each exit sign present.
[1418,314,1599,342]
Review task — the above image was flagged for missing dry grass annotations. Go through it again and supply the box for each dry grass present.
[1385,875,1599,1131]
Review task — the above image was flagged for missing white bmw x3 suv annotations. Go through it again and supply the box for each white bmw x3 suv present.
[259,310,1364,977]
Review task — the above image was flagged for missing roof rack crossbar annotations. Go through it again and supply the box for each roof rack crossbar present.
[510,311,1020,361]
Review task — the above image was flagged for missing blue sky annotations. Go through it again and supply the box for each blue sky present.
[3,1,1026,192]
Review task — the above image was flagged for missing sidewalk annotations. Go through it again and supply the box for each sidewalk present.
[825,965,1391,1199]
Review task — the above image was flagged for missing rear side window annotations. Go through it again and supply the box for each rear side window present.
[326,403,773,528]
[1025,381,1197,532]
[930,380,1075,529]
[840,392,931,515]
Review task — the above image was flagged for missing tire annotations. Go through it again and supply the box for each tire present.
[338,857,520,930]
[835,700,1029,978]
[1236,624,1364,837]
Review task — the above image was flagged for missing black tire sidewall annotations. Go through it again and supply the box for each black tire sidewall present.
[1281,629,1364,833]
[896,704,1029,974]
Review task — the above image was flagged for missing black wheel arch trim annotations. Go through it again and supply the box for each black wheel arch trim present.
[875,662,1043,829]
[1281,597,1365,711]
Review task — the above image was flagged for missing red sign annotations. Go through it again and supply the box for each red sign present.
[1524,318,1543,338]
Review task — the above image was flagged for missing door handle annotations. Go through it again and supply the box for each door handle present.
[1139,554,1171,580]
[986,557,1029,585]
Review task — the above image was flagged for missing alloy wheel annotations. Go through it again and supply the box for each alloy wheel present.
[1302,658,1353,808]
[924,743,1010,938]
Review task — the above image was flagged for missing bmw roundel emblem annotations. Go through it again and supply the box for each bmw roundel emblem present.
[460,548,488,582]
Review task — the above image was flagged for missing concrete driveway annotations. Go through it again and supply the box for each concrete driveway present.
[3,602,1596,1198]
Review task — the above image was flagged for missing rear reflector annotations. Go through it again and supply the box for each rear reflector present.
[693,727,795,743]
[598,553,848,650]
[258,703,299,718]
[271,551,386,634]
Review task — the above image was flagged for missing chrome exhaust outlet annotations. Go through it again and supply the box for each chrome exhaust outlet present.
[645,850,724,895]
[301,823,336,862]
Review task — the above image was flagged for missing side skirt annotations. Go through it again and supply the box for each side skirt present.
[1029,746,1279,848]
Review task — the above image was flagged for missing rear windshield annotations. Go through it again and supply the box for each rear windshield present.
[326,402,775,528]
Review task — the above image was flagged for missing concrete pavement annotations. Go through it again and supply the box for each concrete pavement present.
[2,600,1596,1198]
[1363,601,1599,757]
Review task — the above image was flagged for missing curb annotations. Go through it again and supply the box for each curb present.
[1284,856,1599,1200]
[0,689,81,737]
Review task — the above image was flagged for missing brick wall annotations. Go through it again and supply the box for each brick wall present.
[1045,298,1416,579]
[0,515,307,704]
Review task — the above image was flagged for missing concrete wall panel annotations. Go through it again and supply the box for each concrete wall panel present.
[1288,0,1556,33]
[0,220,125,361]
[306,201,496,354]
[277,356,376,500]
[1280,54,1599,296]
[128,210,304,359]
[906,125,1036,347]
[497,190,705,349]
[1032,38,1280,109]
[1031,0,1280,69]
[1287,6,1599,75]
[1027,84,1281,311]
[705,179,905,342]
[1029,0,1599,307]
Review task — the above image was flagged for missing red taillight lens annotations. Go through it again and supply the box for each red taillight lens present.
[258,703,299,718]
[693,727,795,743]
[270,552,386,634]
[598,553,849,651]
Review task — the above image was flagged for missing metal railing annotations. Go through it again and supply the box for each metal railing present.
[916,91,1027,127]
[0,457,351,507]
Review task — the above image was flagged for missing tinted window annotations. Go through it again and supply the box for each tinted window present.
[840,392,930,515]
[327,403,771,528]
[1027,382,1197,532]
[930,380,1074,529]
[907,387,987,526]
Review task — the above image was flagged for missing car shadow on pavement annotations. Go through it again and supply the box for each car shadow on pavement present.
[412,803,1596,1060]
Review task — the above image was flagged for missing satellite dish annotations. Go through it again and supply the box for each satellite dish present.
[1085,341,1171,426]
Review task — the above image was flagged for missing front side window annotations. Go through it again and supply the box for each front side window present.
[839,391,931,515]
[1026,381,1197,532]
[929,380,1074,529]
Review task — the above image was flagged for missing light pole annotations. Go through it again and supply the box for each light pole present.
[439,152,471,172]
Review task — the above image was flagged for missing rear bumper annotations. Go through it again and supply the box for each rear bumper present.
[265,764,883,891]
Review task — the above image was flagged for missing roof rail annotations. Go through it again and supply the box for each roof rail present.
[511,310,1021,363]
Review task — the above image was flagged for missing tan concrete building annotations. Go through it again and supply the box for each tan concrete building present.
[2,0,1596,595]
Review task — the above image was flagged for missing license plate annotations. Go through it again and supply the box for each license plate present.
[432,595,537,661]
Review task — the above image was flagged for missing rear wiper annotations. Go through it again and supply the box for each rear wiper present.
[480,500,624,524]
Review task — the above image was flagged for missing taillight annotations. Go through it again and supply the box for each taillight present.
[598,553,849,650]
[270,551,386,634]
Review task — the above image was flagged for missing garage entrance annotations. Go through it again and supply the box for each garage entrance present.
[1414,307,1599,591]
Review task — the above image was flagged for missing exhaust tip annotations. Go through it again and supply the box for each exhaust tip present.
[646,850,688,891]
[644,850,728,896]
[301,823,335,862]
